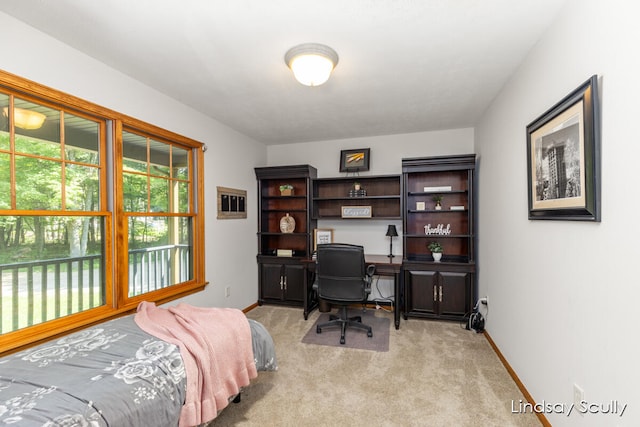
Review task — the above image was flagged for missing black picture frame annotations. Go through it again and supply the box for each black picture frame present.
[339,148,370,172]
[526,75,601,221]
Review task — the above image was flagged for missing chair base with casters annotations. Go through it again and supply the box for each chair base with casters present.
[316,305,373,345]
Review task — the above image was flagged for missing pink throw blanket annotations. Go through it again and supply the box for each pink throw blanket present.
[135,301,258,426]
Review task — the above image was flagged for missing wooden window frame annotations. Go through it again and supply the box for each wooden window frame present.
[0,70,206,355]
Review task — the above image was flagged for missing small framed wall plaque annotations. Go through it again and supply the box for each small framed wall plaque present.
[217,186,247,219]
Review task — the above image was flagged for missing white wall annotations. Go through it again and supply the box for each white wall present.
[0,12,267,310]
[475,1,639,425]
[268,129,474,299]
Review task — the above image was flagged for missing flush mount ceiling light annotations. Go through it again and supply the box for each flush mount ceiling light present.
[285,43,339,87]
[2,107,46,130]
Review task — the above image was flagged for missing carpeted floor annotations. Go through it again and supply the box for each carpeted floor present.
[207,305,541,427]
[301,308,390,351]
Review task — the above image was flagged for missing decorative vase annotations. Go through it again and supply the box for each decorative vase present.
[279,213,296,233]
[432,252,442,262]
[435,202,442,210]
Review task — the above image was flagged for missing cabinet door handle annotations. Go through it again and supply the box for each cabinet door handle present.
[439,285,443,302]
[280,276,284,290]
[433,286,437,301]
[283,276,287,290]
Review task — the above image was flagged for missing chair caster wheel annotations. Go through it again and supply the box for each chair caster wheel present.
[316,326,322,334]
[340,337,345,345]
[367,330,373,338]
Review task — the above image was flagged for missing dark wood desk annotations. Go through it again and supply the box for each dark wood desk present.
[303,254,402,330]
[365,255,402,329]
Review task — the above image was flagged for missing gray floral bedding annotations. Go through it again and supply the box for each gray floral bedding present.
[0,314,276,426]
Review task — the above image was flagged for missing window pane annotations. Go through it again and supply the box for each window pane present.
[149,138,170,177]
[15,155,62,210]
[15,134,61,160]
[173,146,189,180]
[65,113,100,165]
[123,131,147,173]
[150,176,169,212]
[127,216,192,297]
[0,153,8,209]
[0,93,8,150]
[123,171,148,212]
[177,181,189,213]
[123,157,147,173]
[0,131,7,152]
[0,215,106,334]
[66,164,100,211]
[13,99,60,157]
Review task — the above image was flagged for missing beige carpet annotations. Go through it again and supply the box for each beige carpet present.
[207,305,541,427]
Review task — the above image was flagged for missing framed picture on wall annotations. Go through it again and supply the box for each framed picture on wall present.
[313,228,334,251]
[339,148,370,172]
[217,186,247,219]
[526,75,601,221]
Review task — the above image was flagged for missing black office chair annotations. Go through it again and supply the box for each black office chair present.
[313,243,376,345]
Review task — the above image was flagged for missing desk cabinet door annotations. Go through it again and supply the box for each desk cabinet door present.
[260,263,285,301]
[438,271,471,318]
[283,263,305,303]
[405,270,437,315]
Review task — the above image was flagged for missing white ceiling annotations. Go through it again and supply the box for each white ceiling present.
[0,0,568,145]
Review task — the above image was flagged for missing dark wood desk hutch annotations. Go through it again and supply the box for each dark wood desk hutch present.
[310,174,403,327]
[255,165,317,311]
[402,155,476,321]
[311,175,402,220]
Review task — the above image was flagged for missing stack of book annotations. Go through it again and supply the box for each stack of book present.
[348,189,367,197]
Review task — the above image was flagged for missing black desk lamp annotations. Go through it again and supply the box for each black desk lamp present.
[386,224,398,258]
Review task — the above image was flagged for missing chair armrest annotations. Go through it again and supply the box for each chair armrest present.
[364,264,376,293]
[366,264,376,279]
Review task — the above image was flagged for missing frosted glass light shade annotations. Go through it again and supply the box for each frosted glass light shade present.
[285,43,339,87]
[2,107,46,130]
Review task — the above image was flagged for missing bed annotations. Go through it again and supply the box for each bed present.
[0,302,277,426]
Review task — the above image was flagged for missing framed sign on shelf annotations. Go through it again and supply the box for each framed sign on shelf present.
[526,75,601,221]
[313,228,334,251]
[341,206,372,218]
